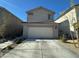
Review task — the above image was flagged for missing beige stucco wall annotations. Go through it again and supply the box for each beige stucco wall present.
[27,9,54,22]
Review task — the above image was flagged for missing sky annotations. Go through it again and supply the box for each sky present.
[0,0,79,22]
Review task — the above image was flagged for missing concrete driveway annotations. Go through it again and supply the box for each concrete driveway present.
[2,39,79,58]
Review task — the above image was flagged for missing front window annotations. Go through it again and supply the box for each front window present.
[28,12,33,15]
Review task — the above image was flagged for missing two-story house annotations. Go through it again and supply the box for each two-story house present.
[23,7,58,39]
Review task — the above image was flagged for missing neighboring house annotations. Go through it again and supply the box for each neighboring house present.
[23,7,58,39]
[0,7,23,39]
[55,4,79,38]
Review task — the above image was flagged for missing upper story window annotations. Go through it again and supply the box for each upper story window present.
[48,14,51,20]
[28,12,33,15]
[28,12,33,19]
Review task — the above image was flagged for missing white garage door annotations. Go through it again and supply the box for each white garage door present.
[28,27,53,39]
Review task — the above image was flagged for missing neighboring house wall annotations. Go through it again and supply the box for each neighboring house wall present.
[27,8,54,22]
[0,7,23,38]
[55,7,77,38]
[58,20,70,37]
[0,10,3,25]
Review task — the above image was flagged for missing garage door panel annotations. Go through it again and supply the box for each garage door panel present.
[28,27,53,39]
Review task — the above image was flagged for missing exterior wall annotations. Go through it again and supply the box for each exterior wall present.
[27,9,53,22]
[53,23,58,38]
[55,8,77,38]
[23,23,28,38]
[0,8,23,38]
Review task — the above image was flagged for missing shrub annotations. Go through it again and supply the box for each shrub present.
[60,34,67,43]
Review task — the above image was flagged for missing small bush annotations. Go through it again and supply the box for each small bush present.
[14,39,23,44]
[7,44,17,50]
[16,40,22,44]
[60,34,67,43]
[13,37,25,44]
[7,46,13,50]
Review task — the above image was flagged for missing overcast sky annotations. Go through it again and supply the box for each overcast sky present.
[0,0,79,22]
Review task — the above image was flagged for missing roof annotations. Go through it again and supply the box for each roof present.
[0,6,22,22]
[56,4,79,20]
[27,6,55,14]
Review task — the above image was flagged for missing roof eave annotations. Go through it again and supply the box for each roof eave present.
[26,6,55,14]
